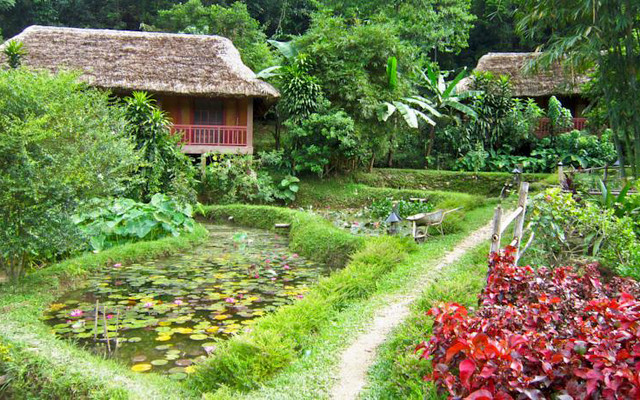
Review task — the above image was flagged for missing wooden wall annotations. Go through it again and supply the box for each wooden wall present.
[158,95,249,126]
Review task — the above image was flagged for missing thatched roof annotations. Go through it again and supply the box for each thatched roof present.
[456,52,590,97]
[1,25,279,100]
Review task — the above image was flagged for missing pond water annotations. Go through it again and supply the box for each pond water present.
[42,223,328,379]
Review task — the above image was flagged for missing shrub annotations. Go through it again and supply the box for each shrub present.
[417,247,640,399]
[529,188,638,270]
[284,102,362,177]
[200,153,277,204]
[368,198,434,219]
[0,70,139,281]
[72,194,195,251]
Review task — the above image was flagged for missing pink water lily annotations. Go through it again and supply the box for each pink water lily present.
[203,345,216,354]
[113,263,122,267]
[225,297,236,303]
[174,299,184,306]
[254,274,259,279]
[292,253,299,258]
[69,309,83,317]
[143,302,153,308]
[271,277,277,281]
[106,314,114,319]
[297,294,304,299]
[265,259,271,264]
[283,265,291,270]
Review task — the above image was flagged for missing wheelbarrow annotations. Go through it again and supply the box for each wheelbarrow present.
[405,207,462,242]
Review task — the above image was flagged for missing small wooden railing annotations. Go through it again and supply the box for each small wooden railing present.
[171,124,248,146]
[534,117,587,138]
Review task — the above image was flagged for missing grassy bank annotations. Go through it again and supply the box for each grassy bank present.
[201,205,363,268]
[0,225,209,400]
[354,168,551,197]
[192,203,496,399]
[360,242,490,399]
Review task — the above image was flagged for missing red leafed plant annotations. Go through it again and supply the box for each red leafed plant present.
[417,246,640,399]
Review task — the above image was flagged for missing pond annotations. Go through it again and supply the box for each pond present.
[42,223,328,379]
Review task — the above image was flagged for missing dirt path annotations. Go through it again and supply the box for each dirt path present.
[330,220,494,400]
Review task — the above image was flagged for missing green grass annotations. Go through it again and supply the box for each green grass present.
[192,202,497,399]
[0,225,209,400]
[293,179,485,212]
[360,242,490,400]
[354,168,552,197]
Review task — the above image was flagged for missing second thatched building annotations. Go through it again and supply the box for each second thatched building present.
[457,52,591,137]
[3,25,279,154]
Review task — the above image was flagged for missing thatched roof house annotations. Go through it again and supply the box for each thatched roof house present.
[1,25,280,154]
[456,52,590,98]
[457,52,592,137]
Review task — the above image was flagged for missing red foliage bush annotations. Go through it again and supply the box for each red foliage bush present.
[417,246,640,399]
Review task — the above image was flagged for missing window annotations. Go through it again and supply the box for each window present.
[194,99,223,125]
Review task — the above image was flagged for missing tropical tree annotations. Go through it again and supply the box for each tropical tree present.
[2,40,25,68]
[0,70,139,281]
[516,0,640,177]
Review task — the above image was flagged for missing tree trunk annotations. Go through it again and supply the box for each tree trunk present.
[274,114,281,151]
[425,124,436,169]
[613,131,627,178]
[368,153,375,172]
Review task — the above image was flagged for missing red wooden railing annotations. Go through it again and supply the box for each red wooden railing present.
[171,124,248,146]
[534,117,587,138]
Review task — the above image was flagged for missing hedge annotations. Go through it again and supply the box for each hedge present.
[354,168,552,197]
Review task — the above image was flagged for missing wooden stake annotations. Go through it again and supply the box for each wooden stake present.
[115,308,120,347]
[513,182,530,264]
[102,306,111,353]
[93,300,99,341]
[490,205,503,254]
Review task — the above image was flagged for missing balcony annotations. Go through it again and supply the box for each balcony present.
[171,124,250,154]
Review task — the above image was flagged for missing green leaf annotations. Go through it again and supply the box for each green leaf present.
[267,40,298,60]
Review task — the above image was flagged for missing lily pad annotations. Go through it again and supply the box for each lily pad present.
[131,363,152,372]
[189,334,208,341]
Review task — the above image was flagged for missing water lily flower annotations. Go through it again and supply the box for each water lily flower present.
[297,295,304,299]
[254,274,259,279]
[271,277,277,281]
[203,345,216,354]
[283,265,291,270]
[292,253,299,258]
[265,259,271,264]
[106,314,114,319]
[113,263,122,267]
[69,309,83,317]
[143,302,153,308]
[225,297,236,304]
[174,299,183,306]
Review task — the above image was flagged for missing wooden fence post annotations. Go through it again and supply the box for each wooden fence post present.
[513,182,529,264]
[490,205,503,254]
[557,162,564,188]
